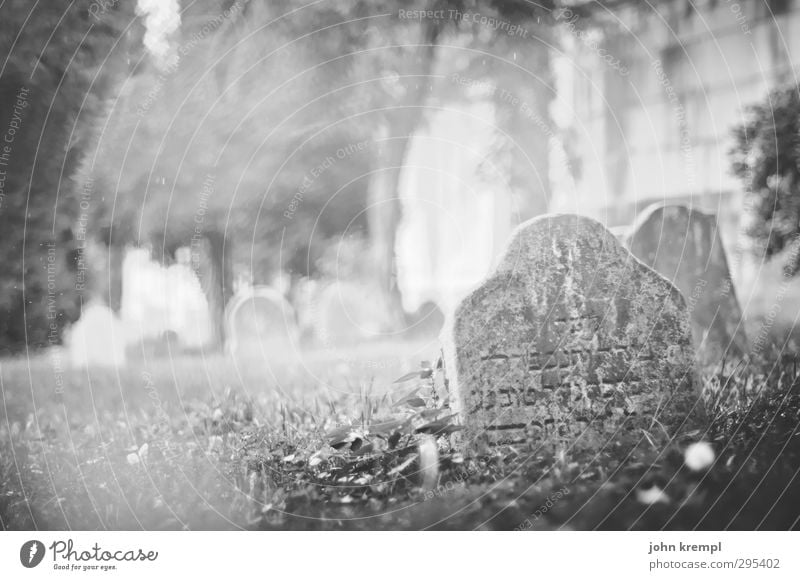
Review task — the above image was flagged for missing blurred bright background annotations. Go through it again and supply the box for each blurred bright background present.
[2,0,800,369]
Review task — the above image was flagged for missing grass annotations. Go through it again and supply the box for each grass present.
[2,340,800,530]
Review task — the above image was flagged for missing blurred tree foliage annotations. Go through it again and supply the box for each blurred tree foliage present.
[1,0,627,351]
[81,0,566,345]
[80,0,381,344]
[0,0,142,354]
[730,85,800,275]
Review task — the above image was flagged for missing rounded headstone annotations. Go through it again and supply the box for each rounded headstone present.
[443,214,701,454]
[225,287,299,358]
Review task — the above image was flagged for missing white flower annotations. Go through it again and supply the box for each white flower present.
[636,485,669,505]
[684,441,715,471]
[207,435,223,453]
[418,436,439,492]
[127,444,149,465]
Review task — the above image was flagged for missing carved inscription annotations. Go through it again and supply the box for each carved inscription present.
[467,315,655,445]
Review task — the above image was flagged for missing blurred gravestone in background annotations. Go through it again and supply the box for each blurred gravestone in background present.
[225,287,299,360]
[66,302,126,368]
[626,204,748,368]
[121,247,213,359]
[314,281,390,346]
[404,301,445,340]
[444,214,700,455]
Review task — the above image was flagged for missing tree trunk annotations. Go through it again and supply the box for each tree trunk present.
[368,20,441,328]
[504,41,553,220]
[508,84,552,220]
[106,242,124,312]
[194,230,233,349]
[368,124,408,327]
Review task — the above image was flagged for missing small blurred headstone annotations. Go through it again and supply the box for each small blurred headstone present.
[66,302,127,368]
[121,246,213,351]
[290,277,319,343]
[130,329,181,360]
[626,204,748,368]
[443,214,700,455]
[404,301,445,339]
[225,287,299,358]
[314,281,389,345]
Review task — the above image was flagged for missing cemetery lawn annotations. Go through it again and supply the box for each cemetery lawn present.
[2,347,800,530]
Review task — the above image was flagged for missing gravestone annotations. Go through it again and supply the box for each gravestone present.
[67,302,127,368]
[314,281,389,345]
[404,301,446,339]
[625,204,748,367]
[225,287,299,358]
[443,214,700,453]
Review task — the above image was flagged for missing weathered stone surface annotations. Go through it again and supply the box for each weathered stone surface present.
[225,287,299,357]
[443,214,700,453]
[626,204,748,367]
